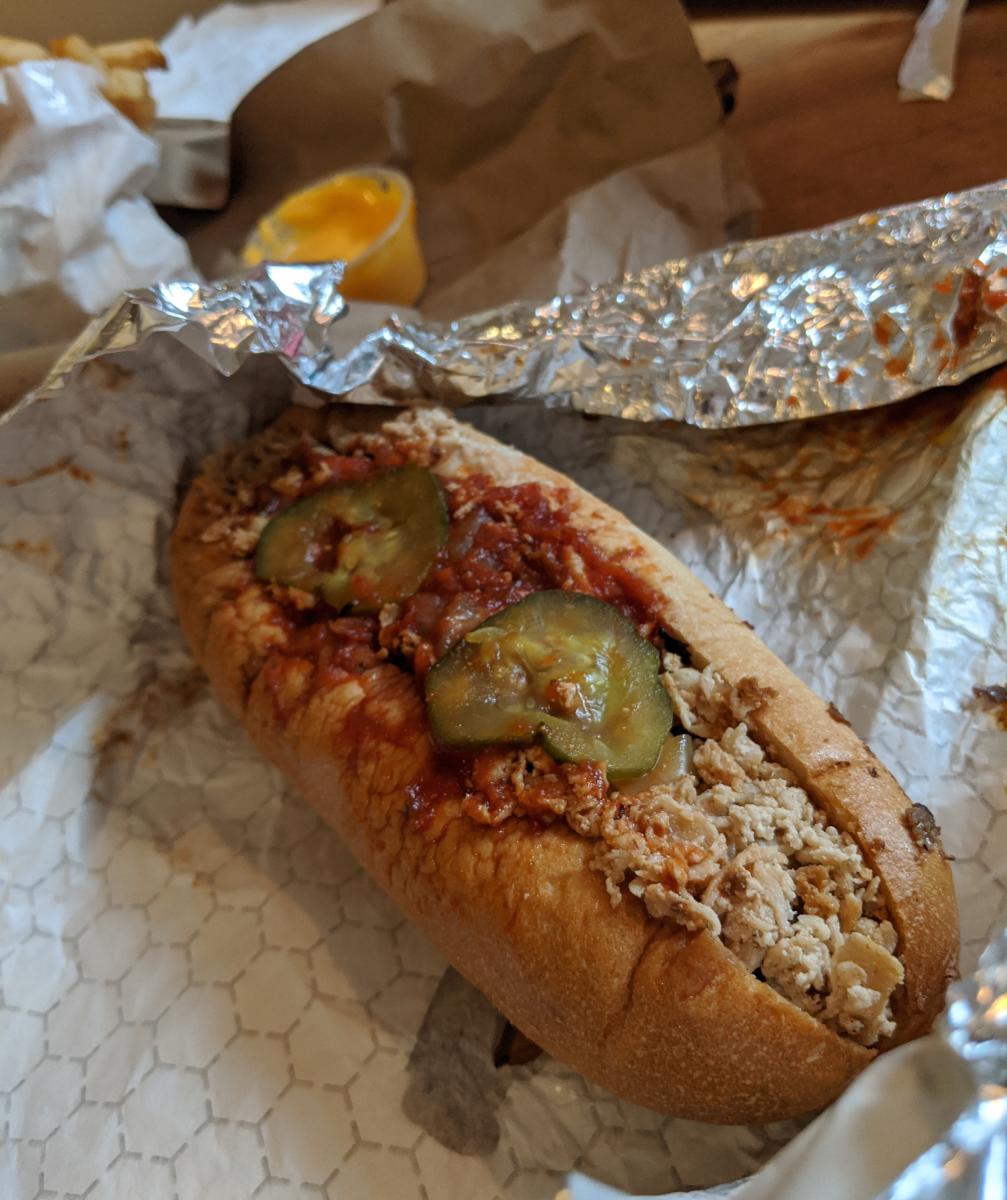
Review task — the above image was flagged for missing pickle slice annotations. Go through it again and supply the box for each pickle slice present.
[617,733,692,797]
[425,591,674,780]
[255,466,447,613]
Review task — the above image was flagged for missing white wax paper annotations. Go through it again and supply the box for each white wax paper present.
[898,0,969,102]
[570,1037,976,1200]
[1,343,1005,1199]
[0,62,192,354]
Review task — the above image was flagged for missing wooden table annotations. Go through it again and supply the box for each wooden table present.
[689,0,1007,236]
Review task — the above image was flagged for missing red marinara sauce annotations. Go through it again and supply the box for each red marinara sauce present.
[258,453,670,828]
[380,474,665,675]
[404,756,468,832]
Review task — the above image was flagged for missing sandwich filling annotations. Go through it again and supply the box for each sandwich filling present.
[198,409,904,1047]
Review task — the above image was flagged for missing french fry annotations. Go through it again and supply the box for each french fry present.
[0,36,48,67]
[49,34,105,70]
[97,39,167,71]
[100,66,155,131]
[3,31,164,130]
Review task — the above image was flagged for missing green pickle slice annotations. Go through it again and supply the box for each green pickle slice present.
[425,591,674,780]
[255,466,447,612]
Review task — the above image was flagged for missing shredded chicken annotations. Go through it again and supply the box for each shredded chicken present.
[659,658,773,740]
[464,747,606,828]
[598,655,902,1045]
[467,652,903,1047]
[198,511,269,554]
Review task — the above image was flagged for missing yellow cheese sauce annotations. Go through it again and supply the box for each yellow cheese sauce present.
[243,168,426,306]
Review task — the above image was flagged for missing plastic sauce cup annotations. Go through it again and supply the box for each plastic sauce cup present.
[242,166,426,307]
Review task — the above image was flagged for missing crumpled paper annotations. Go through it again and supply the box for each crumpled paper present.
[183,0,757,304]
[146,117,231,211]
[150,0,383,122]
[899,0,970,102]
[146,0,382,209]
[1,341,1005,1200]
[0,61,192,353]
[0,345,804,1200]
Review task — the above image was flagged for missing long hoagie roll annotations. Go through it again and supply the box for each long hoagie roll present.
[170,404,958,1123]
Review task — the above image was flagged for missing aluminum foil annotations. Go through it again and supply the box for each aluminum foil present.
[878,929,1007,1200]
[12,261,346,426]
[25,181,1007,430]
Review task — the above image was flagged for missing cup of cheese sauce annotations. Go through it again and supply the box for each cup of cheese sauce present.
[242,166,426,307]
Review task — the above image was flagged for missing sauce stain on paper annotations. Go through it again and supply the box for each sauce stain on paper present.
[973,684,1007,732]
[0,538,61,572]
[3,457,93,487]
[91,667,207,805]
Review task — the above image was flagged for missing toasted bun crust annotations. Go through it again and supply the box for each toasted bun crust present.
[170,405,958,1123]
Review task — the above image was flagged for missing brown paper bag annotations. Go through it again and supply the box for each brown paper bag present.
[187,0,751,312]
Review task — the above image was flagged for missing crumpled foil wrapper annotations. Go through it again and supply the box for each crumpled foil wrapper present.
[7,261,346,425]
[23,181,1007,429]
[878,930,1007,1200]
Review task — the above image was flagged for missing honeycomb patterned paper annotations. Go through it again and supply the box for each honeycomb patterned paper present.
[1,344,1005,1200]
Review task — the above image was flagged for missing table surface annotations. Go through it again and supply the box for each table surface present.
[689,0,1007,237]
